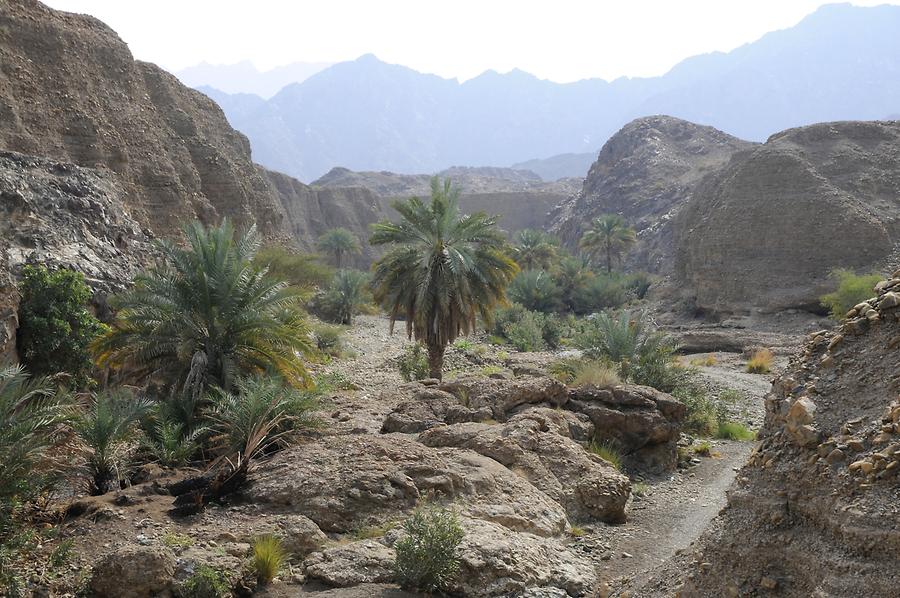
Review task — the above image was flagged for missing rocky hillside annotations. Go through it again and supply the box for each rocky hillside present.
[676,120,900,314]
[551,116,753,272]
[0,151,154,360]
[665,271,900,597]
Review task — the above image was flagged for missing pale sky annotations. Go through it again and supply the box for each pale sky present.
[43,0,899,82]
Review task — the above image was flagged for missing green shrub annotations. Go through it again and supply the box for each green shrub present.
[508,270,561,313]
[539,314,563,349]
[311,322,345,357]
[177,565,230,598]
[572,274,628,315]
[624,272,653,300]
[452,338,474,352]
[253,245,333,293]
[588,439,623,470]
[820,269,883,320]
[502,311,545,352]
[142,418,205,467]
[716,421,756,441]
[398,344,430,381]
[16,265,107,388]
[492,303,530,338]
[632,482,649,497]
[672,382,718,437]
[251,535,286,585]
[394,505,464,593]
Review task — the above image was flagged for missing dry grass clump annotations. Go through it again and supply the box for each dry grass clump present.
[746,349,774,374]
[251,535,287,585]
[689,354,717,367]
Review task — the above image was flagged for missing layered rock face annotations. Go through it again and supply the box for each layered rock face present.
[551,116,753,272]
[0,151,153,359]
[676,120,900,314]
[677,272,900,596]
[0,0,287,238]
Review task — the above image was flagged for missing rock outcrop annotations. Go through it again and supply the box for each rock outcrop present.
[0,151,153,358]
[676,120,900,314]
[89,546,175,598]
[551,116,753,272]
[674,270,900,597]
[568,384,687,473]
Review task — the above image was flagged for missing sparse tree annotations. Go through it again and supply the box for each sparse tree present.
[316,227,361,268]
[370,177,518,379]
[579,214,637,273]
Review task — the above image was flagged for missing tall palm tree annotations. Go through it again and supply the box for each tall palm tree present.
[579,214,637,273]
[370,178,518,379]
[513,229,558,270]
[317,228,362,268]
[324,269,370,326]
[93,220,313,402]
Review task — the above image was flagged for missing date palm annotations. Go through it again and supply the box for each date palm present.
[370,177,518,379]
[317,227,361,268]
[579,214,637,273]
[513,229,558,270]
[93,220,313,402]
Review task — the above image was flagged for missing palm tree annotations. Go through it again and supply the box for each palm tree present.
[321,269,370,325]
[317,228,362,268]
[0,364,70,506]
[553,255,592,313]
[579,214,637,273]
[93,220,314,402]
[513,229,558,270]
[370,177,518,379]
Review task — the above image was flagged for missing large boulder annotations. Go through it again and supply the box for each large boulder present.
[420,415,630,523]
[567,384,685,474]
[675,120,900,314]
[453,517,599,597]
[438,375,568,421]
[246,434,568,537]
[381,385,491,433]
[304,540,396,587]
[89,546,175,598]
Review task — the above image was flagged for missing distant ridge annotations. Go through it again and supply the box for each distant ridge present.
[200,4,900,181]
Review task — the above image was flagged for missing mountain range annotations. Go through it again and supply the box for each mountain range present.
[193,3,900,182]
[176,60,333,98]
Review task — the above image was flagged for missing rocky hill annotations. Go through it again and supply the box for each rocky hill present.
[675,120,900,314]
[659,272,900,597]
[551,116,753,272]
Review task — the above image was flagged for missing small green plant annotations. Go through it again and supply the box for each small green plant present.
[632,482,649,497]
[716,422,756,441]
[692,441,712,456]
[820,268,883,319]
[398,344,430,382]
[689,354,717,367]
[394,505,464,593]
[163,531,194,549]
[311,322,345,357]
[588,439,623,470]
[569,526,586,537]
[17,265,107,388]
[48,538,74,568]
[477,365,504,377]
[452,339,474,352]
[352,521,397,540]
[310,269,371,325]
[251,535,287,585]
[143,417,204,467]
[572,361,620,388]
[746,349,774,374]
[673,382,719,437]
[502,311,546,352]
[178,564,230,598]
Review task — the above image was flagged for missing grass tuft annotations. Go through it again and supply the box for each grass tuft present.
[746,349,774,374]
[251,534,287,585]
[588,439,623,470]
[716,421,756,441]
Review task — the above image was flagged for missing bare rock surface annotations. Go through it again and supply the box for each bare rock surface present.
[438,374,568,420]
[304,540,396,587]
[676,120,900,314]
[419,417,630,523]
[89,545,175,598]
[246,433,569,538]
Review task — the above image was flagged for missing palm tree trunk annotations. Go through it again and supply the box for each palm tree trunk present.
[605,239,612,274]
[426,340,445,380]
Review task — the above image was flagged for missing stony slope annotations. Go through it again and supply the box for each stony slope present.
[662,273,900,597]
[551,116,753,272]
[675,120,900,314]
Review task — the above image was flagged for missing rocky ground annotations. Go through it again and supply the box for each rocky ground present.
[22,314,784,597]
